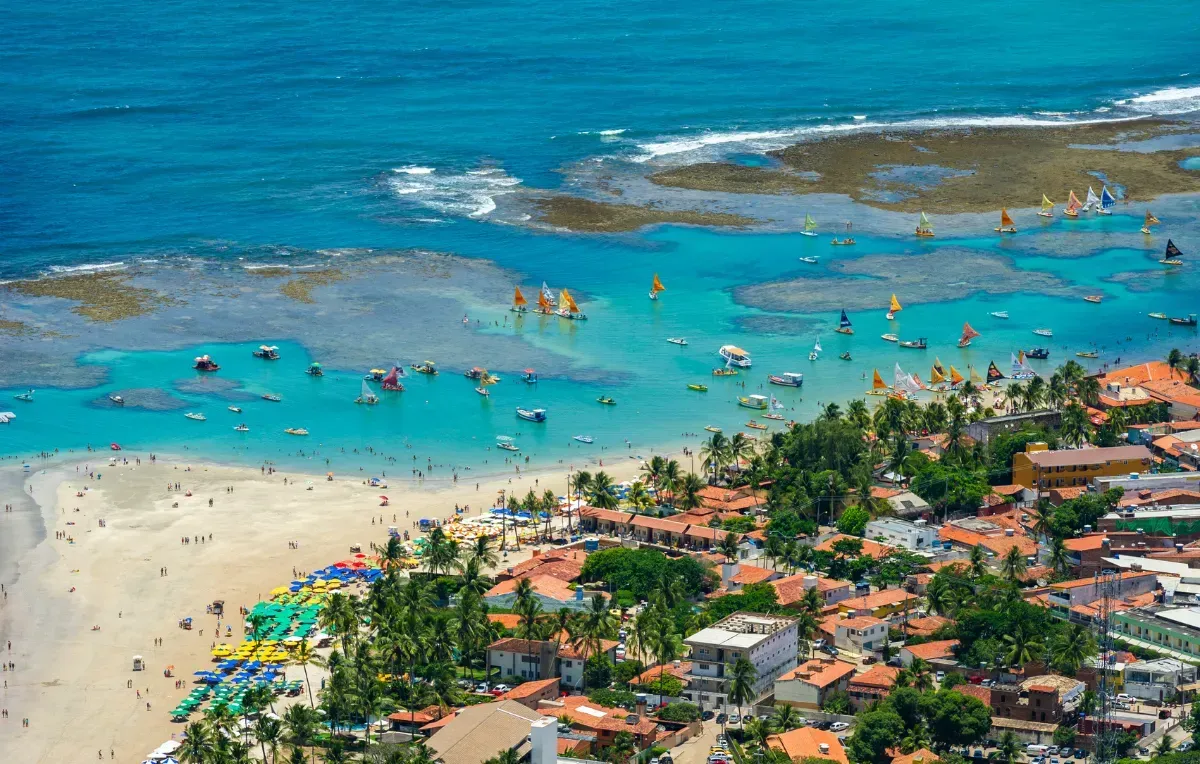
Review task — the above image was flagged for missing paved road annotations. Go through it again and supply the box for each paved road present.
[668,721,723,764]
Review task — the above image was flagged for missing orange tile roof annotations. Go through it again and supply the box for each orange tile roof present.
[956,684,992,705]
[902,615,953,637]
[558,638,619,661]
[891,749,941,764]
[924,560,967,573]
[542,695,659,736]
[499,676,560,700]
[1101,361,1186,387]
[840,588,917,612]
[1049,486,1088,504]
[771,573,851,606]
[990,484,1028,495]
[902,639,959,661]
[487,613,523,629]
[1064,534,1107,552]
[1141,379,1200,408]
[767,727,849,764]
[633,661,692,686]
[849,664,900,690]
[837,615,888,630]
[871,486,904,500]
[1051,571,1156,590]
[731,564,776,586]
[558,738,589,756]
[484,574,581,602]
[579,506,633,524]
[778,658,857,689]
[815,534,895,559]
[488,638,550,654]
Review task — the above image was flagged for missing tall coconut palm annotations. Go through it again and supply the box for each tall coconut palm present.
[625,481,654,516]
[728,433,754,472]
[847,399,871,431]
[1168,348,1185,376]
[1027,375,1047,409]
[292,640,326,708]
[573,594,618,689]
[1047,537,1070,576]
[1050,623,1097,675]
[1061,402,1092,447]
[1003,625,1044,666]
[771,703,803,732]
[678,472,706,511]
[1001,545,1027,582]
[649,622,683,708]
[727,657,758,725]
[701,432,731,480]
[1078,376,1101,407]
[967,545,988,579]
[178,721,213,763]
[659,459,682,508]
[1047,370,1068,410]
[589,471,620,510]
[990,731,1022,764]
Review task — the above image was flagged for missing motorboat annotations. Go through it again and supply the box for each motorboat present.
[516,407,547,422]
[1076,350,1099,359]
[768,373,804,388]
[667,337,688,346]
[989,311,1009,319]
[881,333,899,343]
[687,384,708,392]
[497,436,519,451]
[306,362,324,376]
[704,426,722,433]
[573,435,594,444]
[193,355,219,372]
[523,368,538,384]
[1033,328,1053,337]
[1083,295,1103,304]
[252,345,280,360]
[1170,314,1198,327]
[762,413,785,421]
[365,368,387,381]
[464,367,487,380]
[284,427,308,436]
[262,393,282,402]
[234,424,249,432]
[108,394,124,405]
[185,412,206,421]
[228,406,242,413]
[411,361,438,375]
[719,345,752,367]
[475,386,490,397]
[13,389,34,402]
[799,256,819,264]
[1149,313,1168,320]
[597,396,616,405]
[738,394,769,410]
[1026,348,1050,360]
[746,421,768,430]
[899,338,927,349]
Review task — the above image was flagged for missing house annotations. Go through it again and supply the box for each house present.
[426,700,548,764]
[880,490,932,517]
[771,573,853,609]
[1045,571,1158,616]
[838,588,918,620]
[967,409,1062,446]
[539,694,660,751]
[891,749,940,764]
[633,661,693,689]
[484,575,607,612]
[388,705,454,732]
[681,612,800,711]
[1140,379,1200,422]
[558,639,619,690]
[774,658,856,710]
[833,615,888,655]
[990,675,1084,725]
[900,615,953,638]
[1012,443,1154,493]
[765,726,849,764]
[899,640,958,667]
[498,676,561,709]
[494,549,588,583]
[486,639,560,683]
[815,534,895,560]
[865,518,938,551]
[938,517,1038,559]
[724,562,779,592]
[847,664,900,710]
[1124,658,1197,702]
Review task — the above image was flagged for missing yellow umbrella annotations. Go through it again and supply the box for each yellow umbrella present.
[270,586,289,597]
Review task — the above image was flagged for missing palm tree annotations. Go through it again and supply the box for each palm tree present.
[1047,370,1068,410]
[1154,734,1176,758]
[1051,623,1097,675]
[292,640,326,708]
[178,721,213,763]
[607,731,638,763]
[719,531,740,561]
[1187,356,1200,385]
[701,432,731,481]
[573,594,618,689]
[659,459,682,508]
[485,749,524,764]
[925,576,956,617]
[967,545,988,579]
[1078,376,1102,407]
[1047,537,1070,576]
[1027,375,1047,410]
[1001,545,1027,583]
[744,717,773,749]
[1003,626,1044,666]
[589,471,620,510]
[728,433,754,473]
[1061,402,1092,447]
[727,657,758,725]
[573,470,593,503]
[642,455,666,491]
[1030,503,1054,540]
[678,472,706,511]
[650,621,683,708]
[990,731,1022,764]
[1168,348,1185,376]
[626,481,654,516]
[900,722,932,754]
[764,534,784,570]
[254,715,283,763]
[771,704,803,732]
[283,702,318,756]
[847,399,871,431]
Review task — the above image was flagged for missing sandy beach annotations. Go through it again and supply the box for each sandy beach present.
[0,446,668,763]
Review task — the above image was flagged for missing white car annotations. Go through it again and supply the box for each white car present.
[493,684,511,693]
[830,722,850,732]
[1115,693,1135,703]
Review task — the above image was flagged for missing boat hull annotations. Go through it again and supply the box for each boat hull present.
[834,328,854,335]
[767,377,802,387]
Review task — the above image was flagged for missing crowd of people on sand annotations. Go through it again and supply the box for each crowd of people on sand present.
[180,533,212,545]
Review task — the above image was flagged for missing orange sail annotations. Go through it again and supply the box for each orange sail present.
[561,289,580,313]
[513,286,527,306]
[651,273,666,294]
[537,291,551,311]
[1000,209,1015,228]
[910,372,928,390]
[959,322,980,346]
[1146,211,1160,226]
[872,369,887,390]
[1065,190,1082,215]
[949,366,965,386]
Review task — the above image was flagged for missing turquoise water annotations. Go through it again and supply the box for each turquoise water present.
[2,0,1199,471]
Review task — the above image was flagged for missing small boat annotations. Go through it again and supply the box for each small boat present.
[762,413,785,421]
[355,380,379,405]
[1160,239,1184,266]
[464,367,486,380]
[555,289,587,320]
[987,360,1007,384]
[540,281,557,307]
[886,294,902,320]
[881,333,899,342]
[994,208,1017,233]
[193,355,219,372]
[511,286,529,313]
[958,322,980,348]
[738,394,769,410]
[866,368,890,396]
[496,436,520,452]
[1026,348,1050,360]
[1064,190,1082,218]
[830,237,856,246]
[522,368,538,384]
[768,373,804,388]
[834,309,854,335]
[13,389,34,402]
[839,352,852,361]
[704,426,722,433]
[1010,351,1037,380]
[799,213,818,237]
[1076,350,1099,359]
[185,412,206,421]
[365,368,386,381]
[108,394,124,405]
[1141,210,1161,235]
[1170,314,1198,327]
[990,311,1009,319]
[712,367,739,377]
[1083,295,1103,304]
[475,387,490,397]
[381,364,405,391]
[573,435,594,444]
[596,396,616,405]
[534,290,554,315]
[1038,194,1055,218]
[1033,328,1053,337]
[667,337,688,346]
[306,362,324,377]
[899,337,927,349]
[687,384,708,392]
[516,407,547,422]
[799,256,819,264]
[1084,187,1100,212]
[228,406,242,413]
[808,338,822,361]
[1149,312,1168,320]
[719,345,752,367]
[262,393,281,402]
[252,345,280,360]
[234,424,249,432]
[745,421,768,430]
[284,427,308,436]
[914,211,934,237]
[110,443,120,451]
[649,273,666,301]
[949,366,965,387]
[411,360,438,375]
[1098,186,1116,216]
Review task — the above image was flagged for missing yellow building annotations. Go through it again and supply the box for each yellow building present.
[1012,443,1153,493]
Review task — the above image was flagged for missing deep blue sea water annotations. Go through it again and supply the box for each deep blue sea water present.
[2,1,1199,471]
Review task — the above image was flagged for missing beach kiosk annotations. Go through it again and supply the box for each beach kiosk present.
[211,600,225,616]
[133,655,145,672]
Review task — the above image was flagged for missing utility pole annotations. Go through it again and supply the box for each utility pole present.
[1093,571,1119,764]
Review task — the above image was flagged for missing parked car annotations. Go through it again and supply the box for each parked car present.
[474,683,489,693]
[1116,693,1135,703]
[886,657,902,667]
[1048,746,1059,755]
[1074,749,1087,759]
[702,710,715,721]
[729,713,741,724]
[1180,742,1194,753]
[830,722,851,732]
[936,671,946,683]
[863,655,877,664]
[716,713,727,724]
[820,645,840,656]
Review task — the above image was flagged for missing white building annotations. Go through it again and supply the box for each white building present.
[865,517,938,552]
[833,616,888,655]
[1123,658,1197,702]
[682,612,799,711]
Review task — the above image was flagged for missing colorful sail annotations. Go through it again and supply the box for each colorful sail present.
[537,291,551,311]
[895,364,921,395]
[381,364,404,388]
[1085,187,1100,211]
[969,365,985,385]
[987,361,1005,383]
[513,286,527,307]
[1041,194,1054,213]
[561,289,580,313]
[839,309,853,329]
[541,281,556,306]
[889,294,903,314]
[651,273,666,295]
[872,369,888,390]
[910,372,928,390]
[1101,186,1116,211]
[949,366,965,386]
[999,208,1015,227]
[930,360,946,384]
[1017,350,1026,365]
[1146,211,1161,226]
[1165,240,1183,260]
[960,322,980,344]
[917,211,933,231]
[1066,190,1082,214]
[804,213,817,232]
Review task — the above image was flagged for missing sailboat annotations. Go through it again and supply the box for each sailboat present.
[475,370,498,397]
[800,213,818,237]
[995,208,1017,233]
[835,309,854,335]
[949,365,965,387]
[555,289,587,320]
[1064,190,1082,218]
[381,363,405,392]
[1038,194,1055,218]
[535,290,553,315]
[1141,210,1161,235]
[957,322,980,348]
[541,282,557,307]
[867,369,890,396]
[511,286,528,313]
[915,211,934,237]
[809,338,822,361]
[1084,187,1100,212]
[893,364,920,399]
[1161,239,1184,266]
[1098,186,1116,215]
[1010,352,1036,380]
[986,361,1006,384]
[13,389,34,402]
[886,294,902,320]
[356,379,380,405]
[649,273,666,300]
[931,358,947,384]
[969,366,985,386]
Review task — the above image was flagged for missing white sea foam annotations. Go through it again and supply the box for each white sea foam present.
[1117,85,1200,115]
[386,166,520,217]
[242,263,291,271]
[392,166,435,175]
[598,129,626,136]
[48,261,125,274]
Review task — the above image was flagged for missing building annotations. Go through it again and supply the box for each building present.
[847,664,900,710]
[539,695,660,752]
[576,507,744,552]
[815,534,895,560]
[833,615,888,655]
[770,573,853,609]
[865,518,938,551]
[1012,444,1154,493]
[774,658,856,710]
[1140,379,1200,422]
[1112,606,1200,662]
[427,700,549,764]
[498,677,562,709]
[765,727,849,764]
[1123,658,1197,703]
[484,576,608,612]
[938,517,1038,559]
[967,410,1062,446]
[838,588,919,620]
[899,639,959,667]
[487,639,560,683]
[990,675,1084,725]
[558,639,619,690]
[681,612,799,711]
[1095,472,1200,495]
[1045,571,1158,620]
[891,750,940,764]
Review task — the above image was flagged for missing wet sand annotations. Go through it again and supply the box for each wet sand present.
[4,272,179,322]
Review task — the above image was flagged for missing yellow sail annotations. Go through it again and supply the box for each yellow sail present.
[949,366,965,386]
[651,273,666,294]
[1041,194,1054,212]
[1146,211,1160,226]
[969,365,984,385]
[561,289,580,313]
[1018,350,1026,364]
[930,365,945,384]
[872,369,887,390]
[513,286,527,306]
[889,294,902,313]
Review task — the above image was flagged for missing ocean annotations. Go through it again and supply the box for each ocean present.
[2,0,1199,474]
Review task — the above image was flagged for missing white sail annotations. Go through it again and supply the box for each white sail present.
[361,379,374,399]
[541,281,555,304]
[1084,187,1100,211]
[813,338,822,354]
[770,395,784,411]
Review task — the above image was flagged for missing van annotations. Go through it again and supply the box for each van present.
[1027,745,1050,756]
